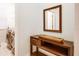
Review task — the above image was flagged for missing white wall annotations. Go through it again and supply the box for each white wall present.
[15,3,75,56]
[0,3,15,29]
[0,3,8,29]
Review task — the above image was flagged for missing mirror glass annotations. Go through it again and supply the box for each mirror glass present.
[43,5,62,33]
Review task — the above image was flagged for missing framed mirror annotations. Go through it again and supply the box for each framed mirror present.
[43,5,62,33]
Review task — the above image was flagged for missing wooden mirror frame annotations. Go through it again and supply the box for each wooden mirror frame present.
[43,5,62,33]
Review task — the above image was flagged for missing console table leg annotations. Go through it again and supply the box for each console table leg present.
[36,47,38,55]
[30,38,32,56]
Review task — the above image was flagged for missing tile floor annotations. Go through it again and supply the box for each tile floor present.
[0,42,13,56]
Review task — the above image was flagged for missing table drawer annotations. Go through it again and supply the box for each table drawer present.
[31,39,38,45]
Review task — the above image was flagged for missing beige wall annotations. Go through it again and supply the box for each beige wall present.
[15,3,75,56]
[74,3,79,56]
[0,29,7,42]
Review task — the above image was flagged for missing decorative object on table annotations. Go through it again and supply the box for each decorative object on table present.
[39,34,64,43]
[6,27,15,55]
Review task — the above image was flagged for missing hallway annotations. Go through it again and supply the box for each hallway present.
[0,3,15,56]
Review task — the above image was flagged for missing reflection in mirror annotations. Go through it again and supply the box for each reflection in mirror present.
[43,5,62,33]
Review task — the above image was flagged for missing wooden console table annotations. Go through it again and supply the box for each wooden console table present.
[30,35,74,56]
